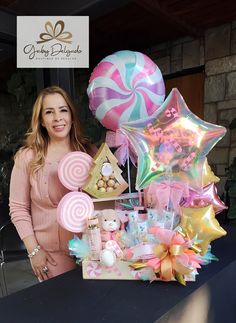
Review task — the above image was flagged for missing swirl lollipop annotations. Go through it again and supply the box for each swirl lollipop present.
[57,192,94,233]
[86,262,102,278]
[58,152,93,191]
[87,50,165,131]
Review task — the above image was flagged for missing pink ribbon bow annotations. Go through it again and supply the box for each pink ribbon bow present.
[147,181,189,213]
[106,130,137,166]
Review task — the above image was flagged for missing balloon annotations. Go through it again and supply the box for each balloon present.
[180,205,227,255]
[87,50,165,131]
[181,183,227,214]
[121,88,226,190]
[202,158,220,186]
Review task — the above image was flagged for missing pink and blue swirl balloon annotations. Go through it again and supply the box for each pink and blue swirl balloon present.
[87,50,165,131]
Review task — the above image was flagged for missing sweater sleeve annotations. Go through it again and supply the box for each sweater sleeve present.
[9,149,35,240]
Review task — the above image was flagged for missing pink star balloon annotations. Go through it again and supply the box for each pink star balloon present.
[181,183,227,214]
[121,88,226,190]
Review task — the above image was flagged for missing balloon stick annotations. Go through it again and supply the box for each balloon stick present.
[127,149,131,194]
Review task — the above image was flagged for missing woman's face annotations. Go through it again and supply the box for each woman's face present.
[41,93,72,143]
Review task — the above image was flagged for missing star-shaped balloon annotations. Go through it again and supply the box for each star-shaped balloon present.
[181,183,227,214]
[179,204,227,255]
[202,159,220,186]
[121,88,226,190]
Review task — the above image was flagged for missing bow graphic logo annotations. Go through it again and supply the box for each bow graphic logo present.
[37,20,72,44]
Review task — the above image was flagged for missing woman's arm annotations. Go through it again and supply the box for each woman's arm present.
[9,149,34,239]
[9,150,56,280]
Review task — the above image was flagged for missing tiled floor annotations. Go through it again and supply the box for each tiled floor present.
[0,259,38,297]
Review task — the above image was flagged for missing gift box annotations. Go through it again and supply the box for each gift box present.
[82,259,196,281]
[82,259,134,280]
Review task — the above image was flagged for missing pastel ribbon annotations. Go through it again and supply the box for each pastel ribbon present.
[125,243,155,261]
[102,231,117,241]
[147,181,189,213]
[151,243,192,281]
[130,229,202,284]
[106,130,137,166]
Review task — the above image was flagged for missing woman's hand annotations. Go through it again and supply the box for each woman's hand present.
[30,249,57,281]
[23,235,57,281]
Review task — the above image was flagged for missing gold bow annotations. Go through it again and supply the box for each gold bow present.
[37,20,72,44]
[130,243,193,284]
[177,230,202,254]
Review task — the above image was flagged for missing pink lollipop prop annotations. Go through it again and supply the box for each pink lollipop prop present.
[58,152,93,191]
[57,192,94,232]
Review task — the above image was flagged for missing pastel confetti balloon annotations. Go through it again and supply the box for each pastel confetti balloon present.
[87,50,165,131]
[57,192,94,233]
[121,88,226,190]
[58,152,93,191]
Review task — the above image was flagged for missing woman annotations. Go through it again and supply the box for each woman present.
[9,86,96,281]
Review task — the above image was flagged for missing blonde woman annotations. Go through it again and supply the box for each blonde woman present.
[9,86,96,281]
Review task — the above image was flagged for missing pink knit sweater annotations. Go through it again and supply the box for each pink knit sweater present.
[9,149,74,252]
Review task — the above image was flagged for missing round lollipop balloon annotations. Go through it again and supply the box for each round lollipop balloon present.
[57,192,94,233]
[58,152,93,191]
[87,50,165,131]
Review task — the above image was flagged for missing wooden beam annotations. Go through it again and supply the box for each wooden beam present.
[135,0,202,37]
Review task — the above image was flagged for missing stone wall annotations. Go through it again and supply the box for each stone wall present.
[140,21,236,195]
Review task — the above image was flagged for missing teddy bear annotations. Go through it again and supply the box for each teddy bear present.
[99,209,121,244]
[97,209,125,267]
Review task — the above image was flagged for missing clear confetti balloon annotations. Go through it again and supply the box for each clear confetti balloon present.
[121,88,226,190]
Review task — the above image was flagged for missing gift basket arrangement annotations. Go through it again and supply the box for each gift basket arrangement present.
[57,50,227,285]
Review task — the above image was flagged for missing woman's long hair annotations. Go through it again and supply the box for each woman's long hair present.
[16,86,89,174]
